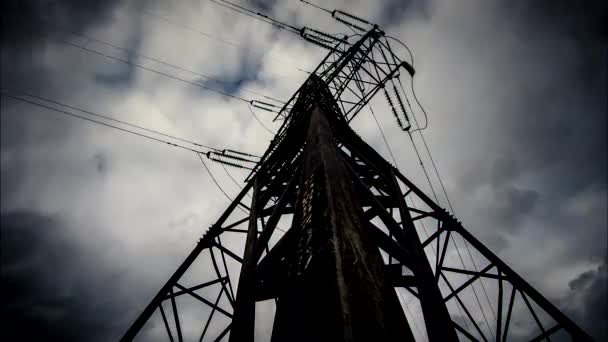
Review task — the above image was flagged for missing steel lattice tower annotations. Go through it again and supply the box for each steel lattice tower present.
[121,27,593,342]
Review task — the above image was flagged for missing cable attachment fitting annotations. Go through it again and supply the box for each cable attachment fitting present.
[251,100,279,112]
[401,61,416,77]
[206,150,258,170]
[300,27,343,51]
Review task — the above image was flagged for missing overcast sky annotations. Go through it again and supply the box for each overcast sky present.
[1,0,606,341]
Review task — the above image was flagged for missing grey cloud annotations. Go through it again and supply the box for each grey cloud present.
[0,210,134,342]
[377,0,430,27]
[93,152,109,174]
[490,186,540,231]
[564,262,608,340]
[0,0,605,340]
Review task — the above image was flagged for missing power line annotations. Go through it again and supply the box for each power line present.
[208,0,300,34]
[369,102,473,338]
[221,163,245,189]
[0,90,246,158]
[369,104,398,165]
[36,30,250,102]
[196,152,239,204]
[16,29,279,144]
[247,104,275,135]
[403,92,496,339]
[2,90,257,218]
[6,88,218,151]
[298,0,332,14]
[38,19,285,104]
[399,69,498,334]
[140,9,311,75]
[29,29,284,136]
[388,36,498,335]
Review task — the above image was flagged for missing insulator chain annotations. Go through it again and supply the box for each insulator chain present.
[302,27,346,44]
[215,151,257,164]
[251,100,279,113]
[392,85,411,131]
[206,151,256,170]
[384,88,405,130]
[223,149,260,159]
[332,10,371,32]
[300,28,340,51]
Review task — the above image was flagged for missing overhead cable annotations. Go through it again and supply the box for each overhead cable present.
[38,32,250,102]
[141,9,310,74]
[4,88,218,150]
[38,19,284,104]
[1,90,261,160]
[247,104,275,135]
[208,0,300,34]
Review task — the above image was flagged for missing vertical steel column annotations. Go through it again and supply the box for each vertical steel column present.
[390,170,459,341]
[270,106,415,342]
[229,180,260,342]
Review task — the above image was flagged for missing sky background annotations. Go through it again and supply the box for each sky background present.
[1,0,606,341]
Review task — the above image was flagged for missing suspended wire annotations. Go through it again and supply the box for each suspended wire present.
[5,88,219,151]
[28,16,282,103]
[389,49,494,332]
[369,102,468,338]
[141,8,310,74]
[142,9,239,47]
[0,91,222,155]
[350,25,494,337]
[407,133,491,338]
[395,47,499,329]
[407,133,439,203]
[369,104,398,165]
[37,31,250,103]
[221,163,246,189]
[402,83,497,338]
[407,77,429,134]
[2,90,256,223]
[52,24,281,103]
[196,152,249,215]
[208,0,300,34]
[387,33,497,329]
[298,0,332,14]
[386,36,428,133]
[247,104,275,134]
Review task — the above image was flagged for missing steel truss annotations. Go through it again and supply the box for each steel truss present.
[121,29,593,342]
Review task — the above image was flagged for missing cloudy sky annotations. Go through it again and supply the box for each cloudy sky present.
[1,0,606,341]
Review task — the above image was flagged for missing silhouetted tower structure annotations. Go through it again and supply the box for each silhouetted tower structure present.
[121,27,593,342]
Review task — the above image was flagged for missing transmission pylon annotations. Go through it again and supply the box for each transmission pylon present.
[121,25,593,342]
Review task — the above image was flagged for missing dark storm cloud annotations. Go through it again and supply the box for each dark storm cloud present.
[376,0,430,27]
[448,1,606,338]
[488,186,540,231]
[0,0,143,202]
[201,44,266,96]
[0,0,605,341]
[93,22,145,89]
[1,2,152,339]
[1,0,154,93]
[93,152,109,174]
[565,262,608,340]
[249,0,277,14]
[457,0,606,246]
[0,210,133,341]
[1,0,122,89]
